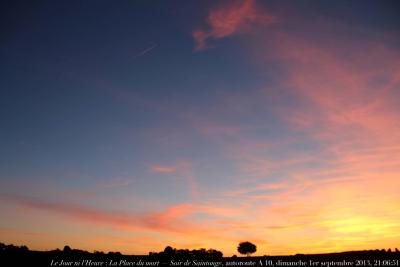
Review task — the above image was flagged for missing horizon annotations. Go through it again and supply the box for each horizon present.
[1,241,398,257]
[1,0,400,257]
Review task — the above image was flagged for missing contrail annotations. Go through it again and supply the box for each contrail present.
[133,43,158,59]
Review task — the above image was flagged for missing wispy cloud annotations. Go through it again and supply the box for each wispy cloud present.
[1,194,239,236]
[149,164,176,174]
[193,0,275,51]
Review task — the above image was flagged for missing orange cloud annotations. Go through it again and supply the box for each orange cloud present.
[149,164,176,173]
[1,195,242,238]
[1,194,258,254]
[193,0,275,51]
[232,29,400,253]
[1,195,195,234]
[183,24,400,255]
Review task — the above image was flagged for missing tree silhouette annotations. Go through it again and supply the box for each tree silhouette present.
[164,246,175,254]
[237,241,257,256]
[162,246,175,259]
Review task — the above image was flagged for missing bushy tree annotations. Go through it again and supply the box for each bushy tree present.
[237,241,257,257]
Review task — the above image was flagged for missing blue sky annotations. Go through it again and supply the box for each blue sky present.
[1,0,400,255]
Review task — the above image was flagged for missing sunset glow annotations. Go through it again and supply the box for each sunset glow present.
[1,0,399,256]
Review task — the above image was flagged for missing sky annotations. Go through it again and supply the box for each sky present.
[1,0,400,256]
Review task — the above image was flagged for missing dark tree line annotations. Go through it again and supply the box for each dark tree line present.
[1,241,400,264]
[149,245,223,259]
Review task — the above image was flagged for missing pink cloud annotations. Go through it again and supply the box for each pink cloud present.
[1,195,242,239]
[231,29,400,253]
[148,164,176,173]
[193,0,275,51]
[271,34,400,165]
[1,195,197,234]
